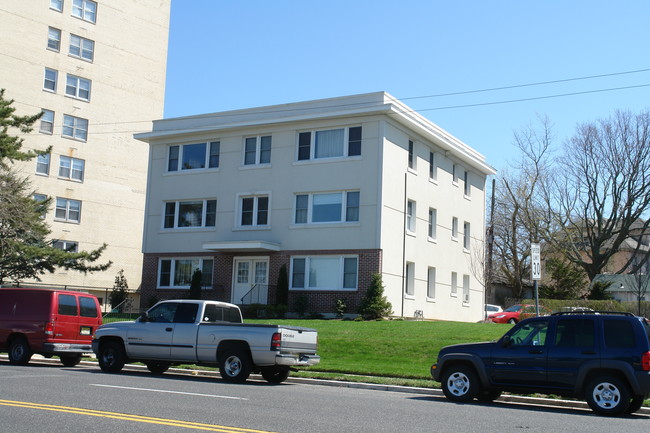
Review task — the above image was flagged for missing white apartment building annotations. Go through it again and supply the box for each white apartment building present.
[0,0,170,303]
[136,92,495,321]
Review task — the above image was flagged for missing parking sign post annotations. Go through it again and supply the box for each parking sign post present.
[531,243,541,316]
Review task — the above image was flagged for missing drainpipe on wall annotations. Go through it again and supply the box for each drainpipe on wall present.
[401,172,407,318]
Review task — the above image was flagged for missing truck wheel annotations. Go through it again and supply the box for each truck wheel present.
[60,354,82,367]
[146,362,170,375]
[626,395,645,414]
[219,349,251,383]
[585,376,630,416]
[8,337,32,366]
[261,366,290,384]
[98,341,126,373]
[441,365,479,402]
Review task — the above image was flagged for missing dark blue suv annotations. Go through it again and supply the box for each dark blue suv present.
[431,312,650,416]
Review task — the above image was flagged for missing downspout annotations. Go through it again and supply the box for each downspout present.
[401,172,407,318]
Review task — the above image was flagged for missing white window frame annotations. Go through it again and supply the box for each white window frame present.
[452,217,459,240]
[407,200,416,233]
[58,156,85,182]
[65,74,91,101]
[36,153,50,175]
[72,0,97,23]
[44,68,57,92]
[158,257,214,289]
[53,240,78,253]
[463,221,471,251]
[408,140,415,170]
[69,34,95,61]
[464,170,471,197]
[451,272,458,296]
[463,274,470,303]
[167,141,220,172]
[55,197,81,223]
[163,199,217,229]
[405,262,415,297]
[47,27,61,51]
[297,126,362,161]
[62,114,88,141]
[243,135,271,166]
[294,191,359,225]
[50,0,63,12]
[237,194,269,228]
[40,110,54,134]
[290,255,358,291]
[33,193,48,218]
[429,151,437,182]
[428,208,437,241]
[427,267,436,299]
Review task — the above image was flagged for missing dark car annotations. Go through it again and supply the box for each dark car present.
[431,312,650,416]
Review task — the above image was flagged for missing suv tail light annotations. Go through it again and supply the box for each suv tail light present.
[642,351,650,371]
[44,321,54,336]
[270,332,281,351]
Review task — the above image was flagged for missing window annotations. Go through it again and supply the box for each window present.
[464,170,471,196]
[72,0,97,23]
[428,208,437,240]
[294,191,359,224]
[33,194,48,218]
[244,135,271,165]
[555,319,595,347]
[405,262,415,296]
[50,0,63,12]
[463,221,471,250]
[158,258,214,288]
[168,141,220,171]
[58,294,78,316]
[44,68,57,92]
[59,156,85,181]
[451,272,458,296]
[40,109,54,134]
[239,195,268,227]
[427,267,436,299]
[508,319,549,346]
[79,297,98,318]
[463,274,470,303]
[203,304,242,323]
[163,199,216,229]
[62,115,88,141]
[452,217,458,240]
[290,256,358,290]
[47,27,61,51]
[604,319,636,348]
[69,34,95,61]
[65,74,91,101]
[36,153,50,175]
[406,200,416,233]
[429,151,437,181]
[55,198,81,223]
[297,126,362,161]
[408,140,414,170]
[53,239,79,252]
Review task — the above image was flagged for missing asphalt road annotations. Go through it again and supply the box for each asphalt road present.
[1,360,648,433]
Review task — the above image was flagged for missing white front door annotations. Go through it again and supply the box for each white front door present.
[232,258,269,304]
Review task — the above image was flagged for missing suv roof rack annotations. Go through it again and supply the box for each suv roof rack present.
[551,311,634,316]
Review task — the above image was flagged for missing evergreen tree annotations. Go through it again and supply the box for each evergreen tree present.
[109,269,128,311]
[276,264,288,305]
[358,273,393,320]
[188,269,203,300]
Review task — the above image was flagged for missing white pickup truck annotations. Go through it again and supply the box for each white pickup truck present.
[91,299,320,383]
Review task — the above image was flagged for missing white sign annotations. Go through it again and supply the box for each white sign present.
[531,243,541,280]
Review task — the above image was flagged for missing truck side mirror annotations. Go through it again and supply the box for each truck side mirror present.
[139,312,150,322]
[501,335,512,348]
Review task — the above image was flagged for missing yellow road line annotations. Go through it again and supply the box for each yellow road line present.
[0,399,277,433]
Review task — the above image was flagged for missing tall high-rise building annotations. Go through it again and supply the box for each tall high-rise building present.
[0,0,170,303]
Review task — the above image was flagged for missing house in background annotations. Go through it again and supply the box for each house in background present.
[0,0,170,307]
[135,92,495,321]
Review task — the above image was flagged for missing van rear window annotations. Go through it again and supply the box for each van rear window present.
[79,297,98,317]
[58,294,78,316]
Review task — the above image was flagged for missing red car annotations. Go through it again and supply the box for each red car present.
[488,304,551,324]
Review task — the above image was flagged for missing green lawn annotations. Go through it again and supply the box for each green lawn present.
[249,319,508,379]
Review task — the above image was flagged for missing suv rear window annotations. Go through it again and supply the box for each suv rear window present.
[604,319,635,348]
[58,294,78,316]
[79,296,98,317]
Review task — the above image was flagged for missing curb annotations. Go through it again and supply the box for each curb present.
[6,355,649,415]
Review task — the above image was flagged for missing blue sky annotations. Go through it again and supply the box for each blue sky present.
[164,1,650,172]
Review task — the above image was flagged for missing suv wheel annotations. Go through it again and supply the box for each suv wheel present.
[441,365,479,402]
[585,376,631,416]
[626,395,645,414]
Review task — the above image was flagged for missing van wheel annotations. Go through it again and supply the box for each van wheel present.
[261,366,290,384]
[60,355,82,367]
[219,349,251,383]
[146,362,170,375]
[98,341,126,373]
[585,376,630,416]
[8,337,32,366]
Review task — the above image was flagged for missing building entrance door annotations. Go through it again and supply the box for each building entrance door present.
[232,258,269,304]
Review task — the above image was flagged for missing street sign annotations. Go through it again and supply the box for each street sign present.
[531,243,541,280]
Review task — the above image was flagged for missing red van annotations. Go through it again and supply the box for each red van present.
[0,287,102,366]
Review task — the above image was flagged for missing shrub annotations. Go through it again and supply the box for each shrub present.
[358,273,393,320]
[109,269,128,312]
[187,269,202,300]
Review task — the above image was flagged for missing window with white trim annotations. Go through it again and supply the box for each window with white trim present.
[451,272,458,296]
[429,151,437,181]
[50,0,63,12]
[65,74,91,101]
[69,34,95,61]
[168,141,219,172]
[290,256,358,290]
[40,109,54,134]
[244,135,271,165]
[463,221,471,250]
[428,208,437,240]
[463,274,470,303]
[405,262,415,296]
[407,200,416,233]
[297,126,361,161]
[294,191,359,224]
[53,240,78,253]
[72,0,97,23]
[33,194,48,218]
[36,153,50,175]
[62,115,88,141]
[452,164,458,184]
[59,156,85,181]
[44,68,57,92]
[452,217,459,240]
[159,257,214,288]
[239,195,268,227]
[164,199,216,229]
[427,267,436,299]
[47,27,61,51]
[55,198,81,223]
[408,140,415,170]
[464,170,471,196]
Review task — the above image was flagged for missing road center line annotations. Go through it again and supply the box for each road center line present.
[90,384,248,400]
